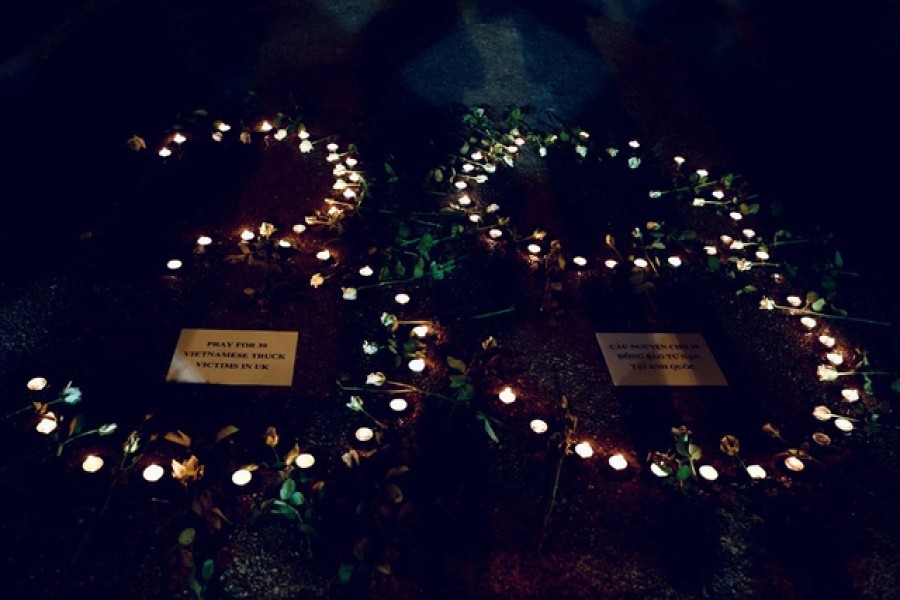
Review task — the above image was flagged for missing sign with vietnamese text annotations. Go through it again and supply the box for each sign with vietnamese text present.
[595,332,727,386]
[166,329,298,386]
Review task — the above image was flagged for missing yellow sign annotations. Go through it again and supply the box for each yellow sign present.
[166,329,298,386]
[595,332,727,386]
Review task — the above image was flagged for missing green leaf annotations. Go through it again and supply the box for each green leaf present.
[483,419,499,443]
[450,374,469,388]
[178,528,196,546]
[687,444,702,461]
[834,251,844,268]
[811,298,826,312]
[707,255,721,272]
[433,168,444,183]
[459,142,470,155]
[338,564,354,584]
[457,384,474,401]
[280,478,297,501]
[384,162,396,177]
[446,356,468,373]
[413,258,425,279]
[676,464,693,481]
[201,558,215,581]
[290,491,305,506]
[892,378,900,394]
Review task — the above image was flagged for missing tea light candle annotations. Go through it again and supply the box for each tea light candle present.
[818,335,836,348]
[527,244,542,254]
[755,250,770,261]
[27,377,48,391]
[742,228,756,238]
[729,211,743,221]
[346,157,358,167]
[650,463,669,478]
[166,259,183,271]
[673,156,685,165]
[471,151,484,161]
[530,419,548,434]
[292,224,307,234]
[326,142,339,152]
[408,358,426,373]
[316,249,331,261]
[488,228,503,239]
[82,455,104,473]
[240,229,255,241]
[469,214,481,223]
[703,245,718,255]
[358,265,374,277]
[158,147,172,158]
[196,235,212,246]
[411,325,429,337]
[277,239,292,248]
[841,389,860,402]
[574,442,594,459]
[698,465,718,481]
[36,414,58,434]
[389,398,408,412]
[667,256,682,267]
[834,418,854,432]
[498,386,516,404]
[826,352,843,366]
[633,258,648,268]
[696,169,709,178]
[394,293,410,305]
[457,194,472,206]
[604,259,618,269]
[786,295,803,307]
[573,256,587,267]
[784,456,804,472]
[746,464,767,479]
[231,469,253,486]
[719,235,733,246]
[608,454,628,471]
[800,317,817,329]
[142,464,165,482]
[295,453,316,469]
[712,189,725,199]
[355,427,374,442]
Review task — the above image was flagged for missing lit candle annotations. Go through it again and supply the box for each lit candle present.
[720,234,733,246]
[698,465,718,481]
[786,295,802,307]
[604,259,618,269]
[530,419,548,434]
[277,239,292,248]
[469,214,481,223]
[471,151,483,161]
[628,140,640,148]
[394,293,410,305]
[172,132,187,145]
[292,224,307,234]
[355,427,374,442]
[346,157,358,167]
[326,142,339,152]
[488,228,503,239]
[158,147,172,158]
[673,156,685,165]
[741,228,756,238]
[755,250,770,261]
[784,456,804,472]
[650,463,669,477]
[729,211,743,221]
[411,325,429,337]
[316,249,331,261]
[527,244,542,254]
[667,256,682,267]
[240,229,255,241]
[36,413,57,434]
[408,358,426,373]
[196,235,212,246]
[389,398,408,412]
[143,464,165,482]
[231,469,253,486]
[608,454,628,471]
[696,169,709,178]
[573,256,587,267]
[455,181,468,190]
[498,386,516,404]
[82,455,104,473]
[703,246,718,255]
[358,265,374,277]
[818,335,836,348]
[457,194,472,206]
[343,189,357,199]
[27,377,48,391]
[746,464,766,479]
[633,258,648,268]
[215,121,231,132]
[274,128,288,141]
[834,418,854,432]
[841,388,860,402]
[166,259,183,271]
[295,453,316,469]
[800,317,817,329]
[258,120,273,132]
[826,352,843,366]
[574,442,593,459]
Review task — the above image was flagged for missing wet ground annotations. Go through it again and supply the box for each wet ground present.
[3,2,900,598]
